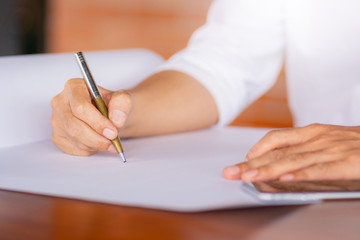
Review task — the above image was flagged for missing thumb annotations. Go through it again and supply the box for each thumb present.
[108,90,133,129]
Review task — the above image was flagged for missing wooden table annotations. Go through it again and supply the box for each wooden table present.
[0,190,359,240]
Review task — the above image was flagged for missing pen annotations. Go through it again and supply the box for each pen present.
[75,51,127,163]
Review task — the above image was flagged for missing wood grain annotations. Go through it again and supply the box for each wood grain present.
[1,189,359,240]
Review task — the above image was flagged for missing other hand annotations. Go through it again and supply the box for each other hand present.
[223,124,360,182]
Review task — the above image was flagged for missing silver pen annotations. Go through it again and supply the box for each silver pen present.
[75,52,127,163]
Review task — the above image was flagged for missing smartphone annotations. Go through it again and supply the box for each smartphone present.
[242,180,360,202]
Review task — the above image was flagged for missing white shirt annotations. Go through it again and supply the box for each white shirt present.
[159,0,360,127]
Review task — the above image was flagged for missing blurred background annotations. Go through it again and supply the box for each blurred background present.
[0,0,292,128]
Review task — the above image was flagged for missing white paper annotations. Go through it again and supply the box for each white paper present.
[0,127,281,212]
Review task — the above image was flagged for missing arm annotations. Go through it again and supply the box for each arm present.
[120,70,219,137]
[51,0,286,156]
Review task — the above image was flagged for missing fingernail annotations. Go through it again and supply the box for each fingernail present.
[223,166,241,179]
[103,128,117,140]
[107,144,117,153]
[112,110,127,126]
[242,169,258,182]
[280,174,294,182]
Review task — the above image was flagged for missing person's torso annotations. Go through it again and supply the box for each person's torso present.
[285,0,360,126]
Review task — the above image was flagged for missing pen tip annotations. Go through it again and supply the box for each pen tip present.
[119,152,127,163]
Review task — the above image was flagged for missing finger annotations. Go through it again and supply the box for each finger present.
[52,105,115,153]
[242,150,337,182]
[280,160,360,181]
[54,101,113,152]
[223,135,336,181]
[67,136,97,153]
[65,79,118,140]
[52,121,104,154]
[52,133,97,156]
[223,165,242,180]
[63,113,113,152]
[241,127,360,182]
[108,90,133,129]
[223,149,283,180]
[247,124,326,160]
[56,123,98,153]
[51,109,90,152]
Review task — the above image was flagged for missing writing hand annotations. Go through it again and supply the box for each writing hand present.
[50,78,132,156]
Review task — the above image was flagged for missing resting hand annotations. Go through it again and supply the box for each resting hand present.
[50,78,132,156]
[223,124,360,182]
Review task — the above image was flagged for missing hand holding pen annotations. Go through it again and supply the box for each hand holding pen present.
[75,52,127,162]
[50,52,132,159]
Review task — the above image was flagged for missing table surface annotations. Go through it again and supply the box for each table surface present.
[0,190,359,240]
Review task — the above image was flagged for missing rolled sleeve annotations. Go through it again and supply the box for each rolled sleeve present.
[158,0,286,126]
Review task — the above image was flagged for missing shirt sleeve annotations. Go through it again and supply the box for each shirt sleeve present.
[157,0,286,126]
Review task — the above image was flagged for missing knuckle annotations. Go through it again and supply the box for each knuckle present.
[66,121,81,138]
[73,103,85,117]
[114,91,133,106]
[307,123,326,133]
[269,149,285,161]
[266,130,280,139]
[64,79,74,90]
[65,78,81,88]
[267,130,283,144]
[289,152,306,163]
[308,123,321,129]
[121,92,132,105]
[50,94,61,109]
[258,166,272,176]
[92,120,106,133]
[330,143,349,153]
[92,120,101,131]
[258,165,282,180]
[287,153,311,169]
[246,150,256,159]
[51,132,60,145]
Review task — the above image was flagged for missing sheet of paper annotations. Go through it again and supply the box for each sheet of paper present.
[0,51,313,211]
[0,127,296,212]
[0,49,164,149]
